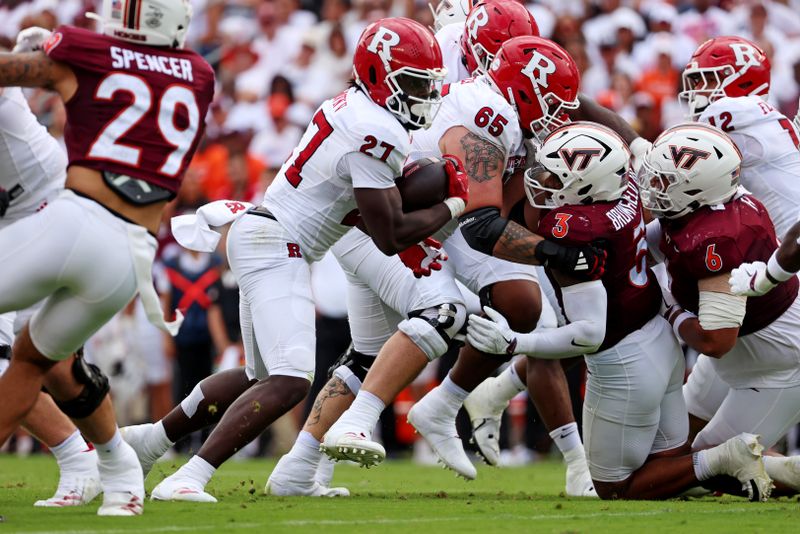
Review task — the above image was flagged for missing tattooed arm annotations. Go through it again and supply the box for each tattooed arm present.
[439,126,505,211]
[0,51,76,100]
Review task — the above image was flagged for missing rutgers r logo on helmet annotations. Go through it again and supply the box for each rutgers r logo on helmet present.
[522,51,556,88]
[668,145,711,170]
[465,5,489,39]
[730,43,761,68]
[367,27,401,64]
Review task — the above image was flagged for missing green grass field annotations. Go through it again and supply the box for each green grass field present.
[0,454,797,533]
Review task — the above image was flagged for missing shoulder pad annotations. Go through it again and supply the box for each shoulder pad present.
[328,89,411,175]
[699,96,768,131]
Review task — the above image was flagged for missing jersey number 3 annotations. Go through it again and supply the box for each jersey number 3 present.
[88,73,200,177]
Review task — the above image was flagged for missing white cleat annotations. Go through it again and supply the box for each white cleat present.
[35,448,102,507]
[120,423,166,478]
[320,428,385,468]
[463,377,507,466]
[151,475,217,503]
[565,463,597,498]
[97,492,144,516]
[313,455,336,488]
[95,441,145,516]
[713,433,773,502]
[765,455,800,491]
[266,479,350,497]
[407,398,476,480]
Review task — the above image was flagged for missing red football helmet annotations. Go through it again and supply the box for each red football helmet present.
[681,36,771,119]
[460,0,539,77]
[353,18,447,129]
[488,36,580,142]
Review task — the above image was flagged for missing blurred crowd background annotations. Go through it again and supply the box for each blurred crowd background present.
[2,0,800,463]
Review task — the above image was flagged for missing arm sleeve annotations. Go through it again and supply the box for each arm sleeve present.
[646,219,665,263]
[341,151,397,190]
[514,280,608,358]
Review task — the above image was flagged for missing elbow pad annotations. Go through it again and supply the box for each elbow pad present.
[458,207,509,256]
[698,291,746,330]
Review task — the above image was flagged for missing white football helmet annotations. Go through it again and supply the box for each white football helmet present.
[638,122,741,219]
[525,122,630,209]
[88,0,192,48]
[429,0,473,32]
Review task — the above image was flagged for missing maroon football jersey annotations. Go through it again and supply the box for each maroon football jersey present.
[537,179,662,352]
[661,194,798,336]
[44,26,215,193]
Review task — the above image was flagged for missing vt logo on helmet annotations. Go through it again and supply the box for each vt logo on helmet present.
[668,145,711,170]
[460,0,539,77]
[353,18,447,130]
[680,36,770,120]
[488,36,580,143]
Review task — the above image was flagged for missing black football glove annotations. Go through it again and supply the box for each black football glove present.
[534,240,608,281]
[0,188,9,218]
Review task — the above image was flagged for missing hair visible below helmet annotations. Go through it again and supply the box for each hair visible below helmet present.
[488,36,580,143]
[460,0,539,77]
[525,122,630,209]
[638,123,742,220]
[430,0,473,32]
[88,0,192,48]
[680,36,771,120]
[353,18,447,130]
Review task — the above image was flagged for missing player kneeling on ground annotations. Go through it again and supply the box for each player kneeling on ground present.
[466,122,772,501]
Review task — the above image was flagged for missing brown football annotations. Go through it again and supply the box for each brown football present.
[395,157,449,212]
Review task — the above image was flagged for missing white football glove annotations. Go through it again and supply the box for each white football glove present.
[729,261,776,297]
[13,27,52,53]
[466,306,520,356]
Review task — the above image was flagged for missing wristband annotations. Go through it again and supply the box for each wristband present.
[671,310,697,344]
[766,252,795,284]
[444,197,466,219]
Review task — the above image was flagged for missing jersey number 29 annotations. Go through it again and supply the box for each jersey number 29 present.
[88,73,200,176]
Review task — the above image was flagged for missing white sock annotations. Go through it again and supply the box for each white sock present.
[273,431,321,486]
[692,450,714,481]
[179,455,216,488]
[508,361,526,391]
[433,375,469,418]
[489,363,527,407]
[337,390,385,433]
[549,422,581,455]
[94,429,123,461]
[292,431,322,463]
[50,429,91,468]
[150,420,175,456]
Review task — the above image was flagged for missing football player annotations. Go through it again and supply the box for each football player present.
[641,122,800,495]
[678,36,800,450]
[429,0,473,32]
[0,33,100,508]
[123,18,470,503]
[0,0,215,515]
[465,121,772,501]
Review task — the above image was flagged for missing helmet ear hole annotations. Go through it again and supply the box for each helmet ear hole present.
[369,66,377,85]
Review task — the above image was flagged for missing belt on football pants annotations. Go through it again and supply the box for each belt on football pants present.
[246,205,277,221]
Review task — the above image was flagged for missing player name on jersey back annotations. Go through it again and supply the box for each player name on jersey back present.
[110,46,194,82]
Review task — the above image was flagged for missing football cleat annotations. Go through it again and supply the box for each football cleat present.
[407,396,477,480]
[320,429,386,468]
[97,492,143,516]
[265,479,350,497]
[120,423,169,478]
[151,475,217,503]
[463,376,509,466]
[34,447,102,507]
[711,433,773,502]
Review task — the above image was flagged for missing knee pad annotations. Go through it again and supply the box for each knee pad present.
[53,352,110,419]
[400,302,467,361]
[328,344,374,395]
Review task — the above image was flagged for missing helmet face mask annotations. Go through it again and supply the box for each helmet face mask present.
[638,123,742,219]
[385,68,445,129]
[429,0,472,32]
[680,37,770,120]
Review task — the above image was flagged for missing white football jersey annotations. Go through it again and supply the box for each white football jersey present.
[410,76,524,169]
[699,96,800,236]
[0,88,66,223]
[264,88,411,262]
[436,22,470,84]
